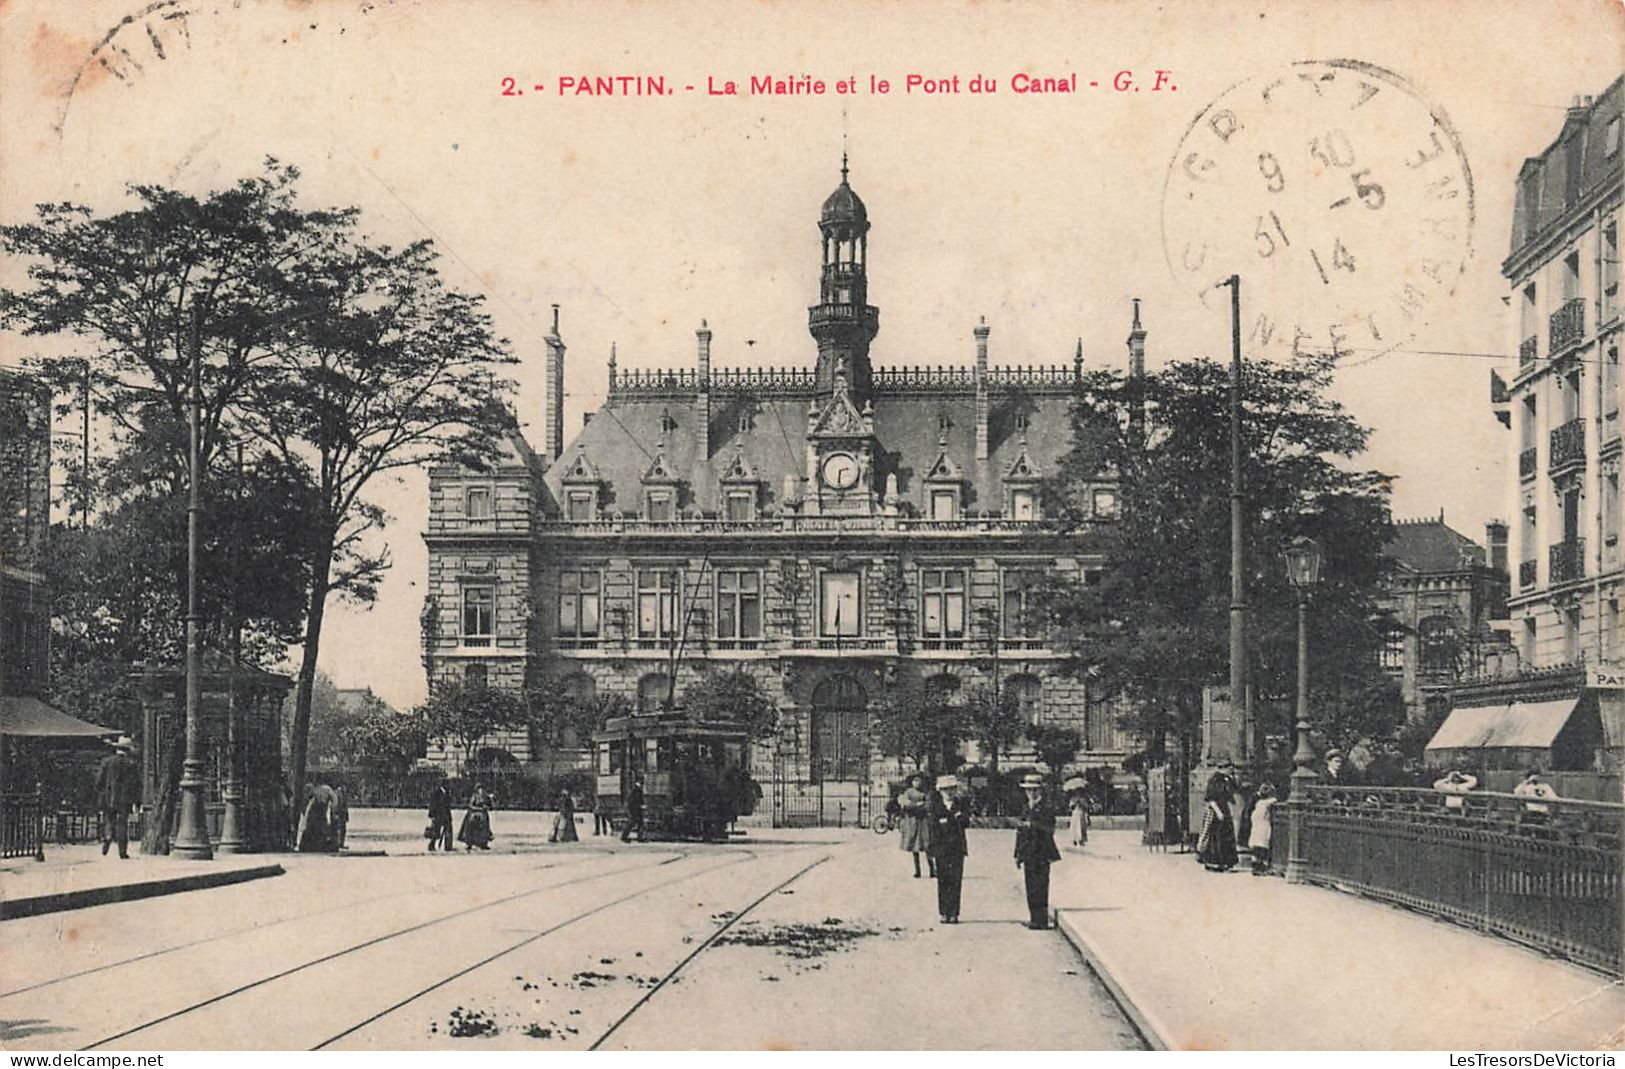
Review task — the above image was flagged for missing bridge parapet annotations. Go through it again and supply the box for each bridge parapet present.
[1279,786,1621,976]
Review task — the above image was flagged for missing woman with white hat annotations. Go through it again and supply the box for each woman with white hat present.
[928,774,971,923]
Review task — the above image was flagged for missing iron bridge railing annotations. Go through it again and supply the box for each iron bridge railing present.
[1291,785,1621,976]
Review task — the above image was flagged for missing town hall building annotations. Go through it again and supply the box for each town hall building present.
[421,161,1138,823]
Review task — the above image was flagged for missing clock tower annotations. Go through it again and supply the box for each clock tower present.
[809,155,879,401]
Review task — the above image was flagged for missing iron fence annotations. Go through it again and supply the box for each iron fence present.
[1291,785,1621,976]
[2,787,45,861]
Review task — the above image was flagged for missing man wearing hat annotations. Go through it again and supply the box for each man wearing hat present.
[96,736,140,859]
[1014,772,1062,929]
[928,774,971,924]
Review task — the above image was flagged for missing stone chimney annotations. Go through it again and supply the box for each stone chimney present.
[543,304,566,461]
[974,317,991,461]
[1485,520,1508,574]
[696,320,712,460]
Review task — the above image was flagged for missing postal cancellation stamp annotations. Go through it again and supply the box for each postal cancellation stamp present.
[1161,59,1475,365]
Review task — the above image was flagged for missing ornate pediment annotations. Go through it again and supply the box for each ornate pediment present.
[810,387,869,439]
[560,448,603,484]
[923,448,964,483]
[1004,445,1041,482]
[641,451,680,485]
[720,446,760,484]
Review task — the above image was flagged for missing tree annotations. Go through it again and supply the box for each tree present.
[1035,353,1397,767]
[1027,723,1081,783]
[239,225,516,805]
[418,680,527,771]
[962,683,1025,773]
[871,678,964,772]
[680,666,778,740]
[342,705,428,774]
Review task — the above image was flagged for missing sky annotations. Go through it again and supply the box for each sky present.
[2,0,1621,711]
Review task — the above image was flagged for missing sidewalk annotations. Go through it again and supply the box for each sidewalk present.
[1053,830,1625,1051]
[0,843,282,921]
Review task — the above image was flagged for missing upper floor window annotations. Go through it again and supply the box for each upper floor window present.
[920,568,966,640]
[1008,674,1043,725]
[645,490,675,522]
[1521,283,1538,341]
[1607,116,1621,158]
[462,585,495,647]
[557,569,601,638]
[930,489,958,521]
[1380,628,1404,671]
[1562,250,1582,301]
[1605,224,1619,322]
[637,569,681,638]
[819,571,861,637]
[1418,616,1457,674]
[465,486,494,522]
[716,569,762,640]
[1092,489,1117,518]
[1010,488,1037,521]
[725,491,755,522]
[567,490,595,522]
[1002,569,1044,639]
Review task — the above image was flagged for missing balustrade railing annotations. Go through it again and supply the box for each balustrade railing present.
[1549,538,1585,584]
[1,786,45,861]
[1549,298,1586,354]
[1292,785,1621,975]
[1549,417,1586,471]
[536,515,1056,535]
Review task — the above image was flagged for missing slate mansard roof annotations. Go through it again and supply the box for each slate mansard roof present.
[538,373,1080,519]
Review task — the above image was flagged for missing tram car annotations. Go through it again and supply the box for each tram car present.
[593,713,758,841]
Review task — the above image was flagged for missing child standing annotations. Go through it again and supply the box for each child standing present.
[1248,783,1277,875]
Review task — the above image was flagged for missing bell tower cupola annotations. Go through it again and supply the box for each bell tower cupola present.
[809,154,879,399]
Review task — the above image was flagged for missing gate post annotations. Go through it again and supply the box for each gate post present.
[33,781,44,862]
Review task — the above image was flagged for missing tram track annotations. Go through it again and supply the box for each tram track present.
[0,848,619,1001]
[78,847,703,1051]
[310,847,768,1050]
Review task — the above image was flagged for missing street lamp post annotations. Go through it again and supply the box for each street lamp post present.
[171,315,214,860]
[1282,535,1322,883]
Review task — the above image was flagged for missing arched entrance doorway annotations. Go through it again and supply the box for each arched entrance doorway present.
[807,674,870,827]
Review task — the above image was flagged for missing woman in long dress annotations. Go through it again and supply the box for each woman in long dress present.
[458,786,494,851]
[896,773,935,878]
[1069,793,1090,847]
[1195,776,1238,872]
[297,783,334,853]
[551,790,579,843]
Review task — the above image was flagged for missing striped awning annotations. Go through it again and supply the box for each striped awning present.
[1425,698,1581,751]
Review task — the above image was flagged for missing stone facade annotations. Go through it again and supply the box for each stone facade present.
[421,163,1138,819]
[1377,516,1512,723]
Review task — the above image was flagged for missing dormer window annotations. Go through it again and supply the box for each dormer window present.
[931,489,959,521]
[646,490,675,522]
[725,490,755,522]
[1011,489,1036,521]
[566,490,595,522]
[1092,489,1118,518]
[465,485,494,522]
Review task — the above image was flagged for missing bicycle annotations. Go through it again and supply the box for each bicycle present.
[871,810,899,834]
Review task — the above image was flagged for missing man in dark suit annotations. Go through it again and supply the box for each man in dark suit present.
[427,782,454,852]
[621,774,645,842]
[929,774,971,924]
[96,736,140,859]
[1014,773,1062,929]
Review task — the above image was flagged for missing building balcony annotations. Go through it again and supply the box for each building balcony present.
[1518,558,1537,589]
[1518,447,1537,480]
[535,515,1059,537]
[1549,298,1585,355]
[1549,417,1586,472]
[1518,335,1538,371]
[1548,538,1585,585]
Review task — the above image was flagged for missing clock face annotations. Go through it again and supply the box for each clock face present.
[822,452,860,491]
